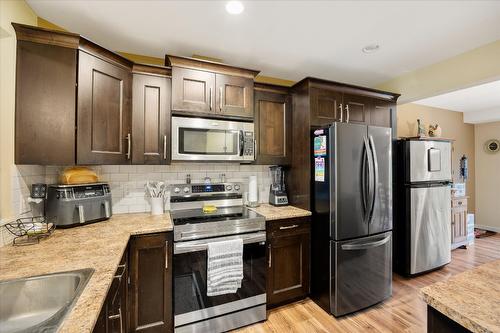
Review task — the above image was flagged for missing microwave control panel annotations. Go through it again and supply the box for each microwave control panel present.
[243,131,254,156]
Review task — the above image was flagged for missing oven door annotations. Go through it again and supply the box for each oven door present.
[171,116,254,161]
[173,232,266,328]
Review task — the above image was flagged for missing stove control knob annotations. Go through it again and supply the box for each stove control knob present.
[234,184,240,191]
[183,187,190,193]
[226,185,232,191]
[173,187,180,194]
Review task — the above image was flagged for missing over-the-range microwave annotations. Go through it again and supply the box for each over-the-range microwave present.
[171,116,255,162]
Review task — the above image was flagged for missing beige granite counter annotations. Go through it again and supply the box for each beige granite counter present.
[421,259,500,333]
[0,213,172,333]
[249,204,311,221]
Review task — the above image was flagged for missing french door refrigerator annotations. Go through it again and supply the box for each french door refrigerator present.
[311,122,393,317]
[394,139,452,276]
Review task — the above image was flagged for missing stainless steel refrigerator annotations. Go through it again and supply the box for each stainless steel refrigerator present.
[394,139,452,276]
[311,122,393,317]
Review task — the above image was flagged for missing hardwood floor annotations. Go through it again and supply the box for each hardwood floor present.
[237,234,500,333]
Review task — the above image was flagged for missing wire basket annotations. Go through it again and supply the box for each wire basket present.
[4,216,56,246]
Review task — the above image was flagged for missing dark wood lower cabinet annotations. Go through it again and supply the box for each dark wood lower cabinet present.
[267,217,310,307]
[93,232,172,333]
[427,306,471,333]
[129,232,173,333]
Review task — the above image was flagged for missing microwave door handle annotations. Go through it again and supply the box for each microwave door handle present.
[239,130,244,156]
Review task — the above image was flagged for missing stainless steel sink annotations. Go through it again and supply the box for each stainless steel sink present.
[0,268,94,333]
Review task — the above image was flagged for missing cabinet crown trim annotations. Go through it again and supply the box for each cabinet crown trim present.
[165,54,260,79]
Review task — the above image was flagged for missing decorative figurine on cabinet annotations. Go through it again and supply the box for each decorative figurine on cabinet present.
[428,124,442,137]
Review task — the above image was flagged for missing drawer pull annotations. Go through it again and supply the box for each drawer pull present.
[268,244,272,268]
[279,224,299,230]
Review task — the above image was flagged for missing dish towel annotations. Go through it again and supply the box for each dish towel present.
[206,238,243,297]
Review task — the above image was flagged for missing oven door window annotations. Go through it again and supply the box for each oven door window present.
[178,128,238,155]
[174,242,266,316]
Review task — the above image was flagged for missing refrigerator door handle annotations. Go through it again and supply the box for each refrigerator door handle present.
[363,136,374,223]
[368,135,378,223]
[361,144,367,214]
[341,234,391,250]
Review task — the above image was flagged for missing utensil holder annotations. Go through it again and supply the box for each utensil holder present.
[151,197,164,215]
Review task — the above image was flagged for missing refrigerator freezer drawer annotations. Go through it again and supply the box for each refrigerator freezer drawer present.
[330,231,392,316]
[409,141,451,183]
[410,186,451,274]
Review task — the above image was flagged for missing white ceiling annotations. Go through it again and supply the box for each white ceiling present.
[27,1,500,87]
[415,80,500,123]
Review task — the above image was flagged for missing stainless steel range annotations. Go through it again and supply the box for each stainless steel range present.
[170,182,267,333]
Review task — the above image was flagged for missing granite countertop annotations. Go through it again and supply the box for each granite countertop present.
[421,259,500,333]
[0,213,173,333]
[249,203,311,221]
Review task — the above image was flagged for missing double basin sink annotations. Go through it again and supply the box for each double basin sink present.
[0,268,93,333]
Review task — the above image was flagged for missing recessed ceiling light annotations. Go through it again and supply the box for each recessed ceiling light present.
[362,44,380,54]
[226,1,244,15]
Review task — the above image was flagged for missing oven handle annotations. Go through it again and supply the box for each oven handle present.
[174,231,266,254]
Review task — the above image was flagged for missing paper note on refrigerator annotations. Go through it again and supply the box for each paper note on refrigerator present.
[314,135,327,156]
[315,157,325,182]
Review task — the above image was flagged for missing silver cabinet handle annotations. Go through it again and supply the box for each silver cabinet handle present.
[77,205,85,223]
[346,104,350,123]
[165,241,168,269]
[209,87,212,110]
[339,104,343,122]
[163,135,167,160]
[268,244,272,268]
[108,308,123,333]
[279,224,299,230]
[219,87,223,111]
[126,133,131,159]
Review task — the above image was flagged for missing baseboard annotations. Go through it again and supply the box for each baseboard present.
[475,224,500,233]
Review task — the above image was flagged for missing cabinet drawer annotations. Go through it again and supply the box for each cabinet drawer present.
[268,217,310,238]
[452,198,467,208]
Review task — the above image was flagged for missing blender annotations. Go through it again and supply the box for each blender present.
[268,166,289,206]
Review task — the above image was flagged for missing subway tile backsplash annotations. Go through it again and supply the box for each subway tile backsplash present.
[10,163,273,219]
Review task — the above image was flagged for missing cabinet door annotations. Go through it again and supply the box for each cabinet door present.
[451,204,467,245]
[267,218,310,307]
[254,90,292,165]
[108,252,128,333]
[310,87,343,126]
[77,51,132,164]
[215,74,254,118]
[171,67,215,114]
[129,233,173,333]
[132,74,171,164]
[343,93,371,125]
[370,99,394,128]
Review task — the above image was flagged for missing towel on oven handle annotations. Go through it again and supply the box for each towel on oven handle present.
[206,238,243,296]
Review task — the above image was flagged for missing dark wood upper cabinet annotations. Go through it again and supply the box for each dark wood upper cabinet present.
[254,87,292,165]
[129,232,172,333]
[171,67,214,114]
[370,99,395,128]
[167,55,259,120]
[267,217,310,307]
[216,74,254,118]
[342,93,371,125]
[132,66,172,165]
[14,39,77,165]
[77,51,132,165]
[310,87,343,126]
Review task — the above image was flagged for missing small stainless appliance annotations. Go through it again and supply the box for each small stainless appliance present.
[170,182,266,333]
[311,123,393,316]
[171,116,255,162]
[394,138,452,276]
[268,166,288,206]
[45,183,112,227]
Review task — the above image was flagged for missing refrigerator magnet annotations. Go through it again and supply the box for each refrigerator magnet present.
[315,157,325,182]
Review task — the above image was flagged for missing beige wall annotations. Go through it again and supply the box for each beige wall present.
[0,0,37,219]
[474,121,500,231]
[376,41,500,104]
[397,103,475,211]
